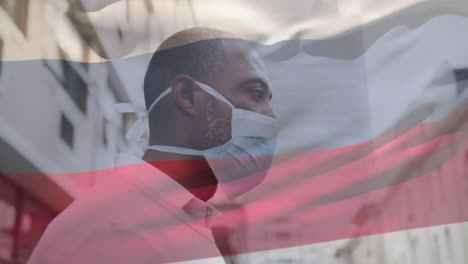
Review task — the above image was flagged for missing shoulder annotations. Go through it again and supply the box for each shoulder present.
[67,225,157,264]
[29,221,159,264]
[29,158,196,263]
[29,178,170,263]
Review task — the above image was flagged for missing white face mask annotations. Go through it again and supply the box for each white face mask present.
[146,81,278,199]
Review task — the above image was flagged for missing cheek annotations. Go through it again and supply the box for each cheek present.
[204,100,232,148]
[235,93,264,113]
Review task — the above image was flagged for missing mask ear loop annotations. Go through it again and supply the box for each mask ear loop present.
[146,82,237,156]
[115,87,173,142]
[115,103,147,142]
[115,82,234,156]
[146,145,205,156]
[195,81,234,109]
[148,87,173,113]
[150,82,234,111]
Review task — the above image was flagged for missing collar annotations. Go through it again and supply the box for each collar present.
[115,153,221,231]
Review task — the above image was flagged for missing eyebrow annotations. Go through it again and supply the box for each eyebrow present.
[240,77,273,100]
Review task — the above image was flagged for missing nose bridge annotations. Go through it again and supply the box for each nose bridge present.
[261,103,276,119]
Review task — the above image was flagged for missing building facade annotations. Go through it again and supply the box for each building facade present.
[332,140,468,264]
[1,1,467,263]
[0,1,130,262]
[0,1,203,262]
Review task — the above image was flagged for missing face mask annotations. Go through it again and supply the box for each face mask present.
[146,81,278,199]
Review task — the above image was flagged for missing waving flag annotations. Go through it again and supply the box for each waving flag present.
[0,0,467,263]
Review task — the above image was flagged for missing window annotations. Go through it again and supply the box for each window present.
[107,74,120,102]
[43,50,89,114]
[60,113,74,150]
[0,38,3,76]
[0,176,55,263]
[0,0,29,35]
[0,177,16,261]
[454,68,468,96]
[16,199,54,262]
[102,119,108,147]
[60,59,88,114]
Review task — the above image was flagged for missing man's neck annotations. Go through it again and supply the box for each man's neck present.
[142,149,218,202]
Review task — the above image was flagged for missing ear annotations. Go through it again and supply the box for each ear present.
[170,75,199,116]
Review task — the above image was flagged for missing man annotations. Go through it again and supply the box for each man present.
[28,27,277,263]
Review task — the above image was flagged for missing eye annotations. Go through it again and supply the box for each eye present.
[249,86,266,101]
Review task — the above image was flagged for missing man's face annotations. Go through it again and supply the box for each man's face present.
[197,42,275,149]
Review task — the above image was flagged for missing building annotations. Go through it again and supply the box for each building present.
[1,1,467,263]
[0,1,130,262]
[332,138,468,264]
[0,1,204,262]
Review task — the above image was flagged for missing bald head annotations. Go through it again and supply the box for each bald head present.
[144,27,272,151]
[142,27,274,202]
[144,27,244,110]
[157,27,238,51]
